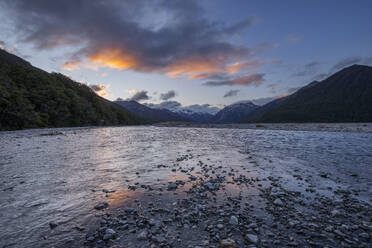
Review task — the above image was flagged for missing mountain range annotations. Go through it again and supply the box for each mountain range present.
[1,49,371,131]
[127,65,372,123]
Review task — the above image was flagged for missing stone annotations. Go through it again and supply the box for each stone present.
[229,216,239,225]
[168,182,178,190]
[246,234,259,244]
[204,182,215,190]
[94,202,108,210]
[124,207,136,213]
[137,230,148,240]
[217,224,224,229]
[273,198,284,206]
[220,238,236,248]
[49,222,58,229]
[86,236,95,242]
[358,232,369,240]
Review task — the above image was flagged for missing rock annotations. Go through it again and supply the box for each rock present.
[167,182,178,190]
[220,238,236,248]
[124,207,136,213]
[49,222,58,229]
[106,228,116,235]
[331,209,340,216]
[273,198,284,206]
[229,216,239,225]
[189,175,197,181]
[217,224,224,229]
[334,230,345,237]
[358,232,369,240]
[86,236,95,242]
[137,230,148,240]
[94,202,108,210]
[246,234,259,244]
[204,182,215,190]
[103,234,113,240]
[103,229,116,240]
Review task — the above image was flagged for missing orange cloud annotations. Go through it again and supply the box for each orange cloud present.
[62,60,80,71]
[164,57,224,79]
[62,48,259,80]
[87,47,140,70]
[89,84,109,98]
[226,60,263,74]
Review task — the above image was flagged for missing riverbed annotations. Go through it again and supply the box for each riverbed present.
[0,126,371,247]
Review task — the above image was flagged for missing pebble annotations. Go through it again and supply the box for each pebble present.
[273,198,284,206]
[49,222,58,229]
[229,215,239,225]
[94,202,108,210]
[220,238,236,248]
[137,230,148,240]
[246,234,259,244]
[167,182,178,190]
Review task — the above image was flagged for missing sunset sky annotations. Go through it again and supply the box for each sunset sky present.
[1,0,372,111]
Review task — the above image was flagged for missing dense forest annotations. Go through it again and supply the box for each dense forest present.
[0,49,142,130]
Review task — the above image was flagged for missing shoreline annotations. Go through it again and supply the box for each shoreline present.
[154,122,372,133]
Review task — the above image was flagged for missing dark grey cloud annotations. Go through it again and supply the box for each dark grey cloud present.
[250,97,277,106]
[287,86,302,94]
[292,61,320,77]
[89,84,108,97]
[222,16,257,34]
[128,90,149,102]
[0,0,257,78]
[159,90,176,101]
[331,56,362,71]
[89,84,105,92]
[312,73,328,81]
[249,95,286,105]
[223,89,239,98]
[203,73,264,87]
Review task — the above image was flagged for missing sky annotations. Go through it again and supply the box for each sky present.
[1,0,372,111]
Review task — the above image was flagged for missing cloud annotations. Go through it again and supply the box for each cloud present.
[223,89,239,98]
[127,89,137,95]
[222,16,257,34]
[292,61,320,77]
[146,101,220,115]
[0,40,5,49]
[159,90,176,101]
[331,56,362,71]
[250,95,285,105]
[203,73,264,87]
[89,84,108,98]
[286,33,302,43]
[309,56,372,81]
[268,84,276,93]
[226,60,263,74]
[128,90,149,102]
[1,0,260,79]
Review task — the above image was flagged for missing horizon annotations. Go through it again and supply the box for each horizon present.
[1,0,372,112]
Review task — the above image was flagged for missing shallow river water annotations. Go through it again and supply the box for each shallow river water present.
[0,126,371,248]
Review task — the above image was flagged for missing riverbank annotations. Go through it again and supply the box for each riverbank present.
[154,122,372,133]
